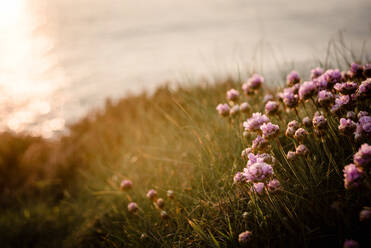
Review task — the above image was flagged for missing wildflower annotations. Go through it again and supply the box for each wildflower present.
[343,164,363,189]
[282,91,299,108]
[334,82,358,95]
[226,89,240,101]
[263,94,274,103]
[216,103,230,117]
[355,116,371,140]
[294,128,308,142]
[356,78,371,99]
[267,179,280,192]
[302,117,311,127]
[238,230,252,244]
[247,74,264,90]
[346,111,357,121]
[299,81,316,100]
[311,67,323,79]
[120,179,133,191]
[357,111,369,119]
[241,147,252,159]
[128,202,138,213]
[265,101,279,115]
[252,182,265,195]
[242,212,248,219]
[363,63,371,77]
[317,90,334,107]
[338,118,356,135]
[156,198,165,208]
[285,127,296,137]
[160,210,169,220]
[247,153,274,167]
[314,75,328,90]
[260,122,280,139]
[331,95,351,114]
[312,114,327,130]
[230,105,240,117]
[287,151,296,160]
[146,189,158,201]
[296,144,309,156]
[350,62,363,78]
[167,190,174,199]
[243,113,269,132]
[324,69,342,86]
[240,102,250,113]
[286,71,300,86]
[360,207,371,222]
[252,135,270,152]
[353,143,371,167]
[243,162,273,182]
[288,120,299,129]
[343,240,360,248]
[234,172,246,184]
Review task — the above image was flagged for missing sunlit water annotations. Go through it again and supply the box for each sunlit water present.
[0,0,370,137]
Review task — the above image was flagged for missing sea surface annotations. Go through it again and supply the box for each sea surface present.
[0,0,370,137]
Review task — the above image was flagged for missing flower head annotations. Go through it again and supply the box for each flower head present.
[263,94,274,103]
[243,112,269,132]
[216,103,230,117]
[282,91,299,108]
[356,78,371,99]
[247,74,264,90]
[239,102,250,113]
[343,240,360,248]
[331,95,351,114]
[334,82,358,95]
[252,182,265,195]
[286,71,300,86]
[350,62,363,77]
[287,151,296,160]
[267,179,280,192]
[363,63,371,77]
[241,147,253,159]
[294,128,308,142]
[311,67,323,79]
[146,189,158,200]
[233,172,246,184]
[324,69,342,86]
[120,179,133,191]
[312,114,327,130]
[167,190,174,199]
[346,111,357,121]
[314,75,328,90]
[338,118,357,135]
[302,117,312,127]
[252,135,271,152]
[260,122,280,139]
[156,198,165,208]
[343,164,363,189]
[317,90,334,107]
[296,144,309,156]
[128,202,138,213]
[360,207,371,222]
[299,81,316,100]
[243,162,273,182]
[226,89,240,101]
[358,111,369,119]
[265,101,279,115]
[353,143,371,168]
[238,231,252,244]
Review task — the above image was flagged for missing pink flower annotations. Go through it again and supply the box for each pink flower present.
[286,71,300,86]
[156,198,165,208]
[324,69,342,86]
[252,135,270,152]
[167,190,174,199]
[240,102,250,113]
[343,240,359,248]
[296,144,309,156]
[120,179,133,191]
[265,101,279,115]
[252,182,265,195]
[346,111,357,121]
[241,147,253,159]
[287,151,296,160]
[128,202,138,213]
[285,127,296,137]
[363,63,371,77]
[216,103,230,117]
[311,67,323,80]
[299,81,316,100]
[146,189,158,200]
[267,179,280,192]
[350,62,363,77]
[294,128,308,142]
[263,94,274,103]
[238,231,252,244]
[331,95,351,114]
[282,91,299,108]
[360,207,371,222]
[247,153,274,167]
[334,82,358,95]
[314,75,328,90]
[247,74,264,90]
[338,118,356,135]
[260,122,280,139]
[343,164,363,189]
[317,90,334,107]
[233,172,246,184]
[226,89,240,101]
[312,114,327,130]
[354,116,371,140]
[356,78,371,98]
[288,120,299,129]
[302,117,311,127]
[243,162,273,182]
[353,143,371,168]
[243,112,269,132]
[358,111,369,119]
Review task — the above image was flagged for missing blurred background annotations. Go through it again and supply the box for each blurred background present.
[0,0,370,138]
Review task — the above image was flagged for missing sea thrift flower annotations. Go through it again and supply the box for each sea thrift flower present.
[265,101,279,115]
[312,114,327,130]
[294,128,308,142]
[252,182,265,195]
[267,179,280,192]
[350,62,363,77]
[241,147,253,159]
[353,143,371,167]
[260,122,280,139]
[247,74,264,90]
[296,144,309,156]
[331,95,351,113]
[246,153,274,167]
[156,198,165,208]
[302,117,311,127]
[282,91,299,108]
[317,90,334,107]
[285,127,296,137]
[357,111,369,119]
[334,82,358,95]
[120,179,133,191]
[356,78,371,98]
[360,207,371,222]
[160,210,169,220]
[343,240,360,248]
[167,190,174,199]
[299,81,316,100]
[238,231,252,244]
[324,69,342,86]
[234,172,245,184]
[240,102,250,113]
[252,135,271,152]
[338,118,357,135]
[226,89,240,101]
[243,113,269,132]
[263,94,274,103]
[286,71,300,86]
[287,151,296,160]
[355,116,371,140]
[243,162,273,182]
[216,103,230,117]
[288,120,299,129]
[343,164,363,189]
[346,111,357,121]
[363,64,371,77]
[311,67,323,79]
[146,189,158,200]
[314,75,328,90]
[128,202,138,213]
[230,105,240,117]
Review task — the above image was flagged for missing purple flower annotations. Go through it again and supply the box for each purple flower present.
[267,179,280,192]
[230,105,240,117]
[353,143,371,168]
[265,101,279,115]
[356,78,371,98]
[263,94,274,103]
[331,95,351,114]
[314,75,328,90]
[350,62,363,77]
[324,69,342,86]
[238,231,252,244]
[128,202,138,213]
[355,116,371,140]
[338,118,357,135]
[363,63,371,78]
[287,151,296,160]
[346,111,357,121]
[241,147,253,159]
[334,82,358,95]
[216,103,230,117]
[243,162,273,182]
[360,207,371,222]
[233,172,246,184]
[243,112,270,132]
[282,91,299,108]
[260,122,280,139]
[311,67,323,80]
[156,198,165,208]
[240,102,250,113]
[294,128,308,142]
[252,182,265,195]
[343,240,360,248]
[286,71,300,86]
[226,89,240,101]
[252,135,270,152]
[247,153,274,167]
[312,114,327,130]
[343,164,363,189]
[120,179,133,191]
[358,111,369,119]
[247,74,264,90]
[285,127,296,137]
[317,90,334,107]
[288,120,299,129]
[302,117,312,127]
[296,144,309,156]
[146,189,158,200]
[299,81,316,100]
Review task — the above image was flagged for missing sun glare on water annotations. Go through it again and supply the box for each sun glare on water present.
[0,0,67,138]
